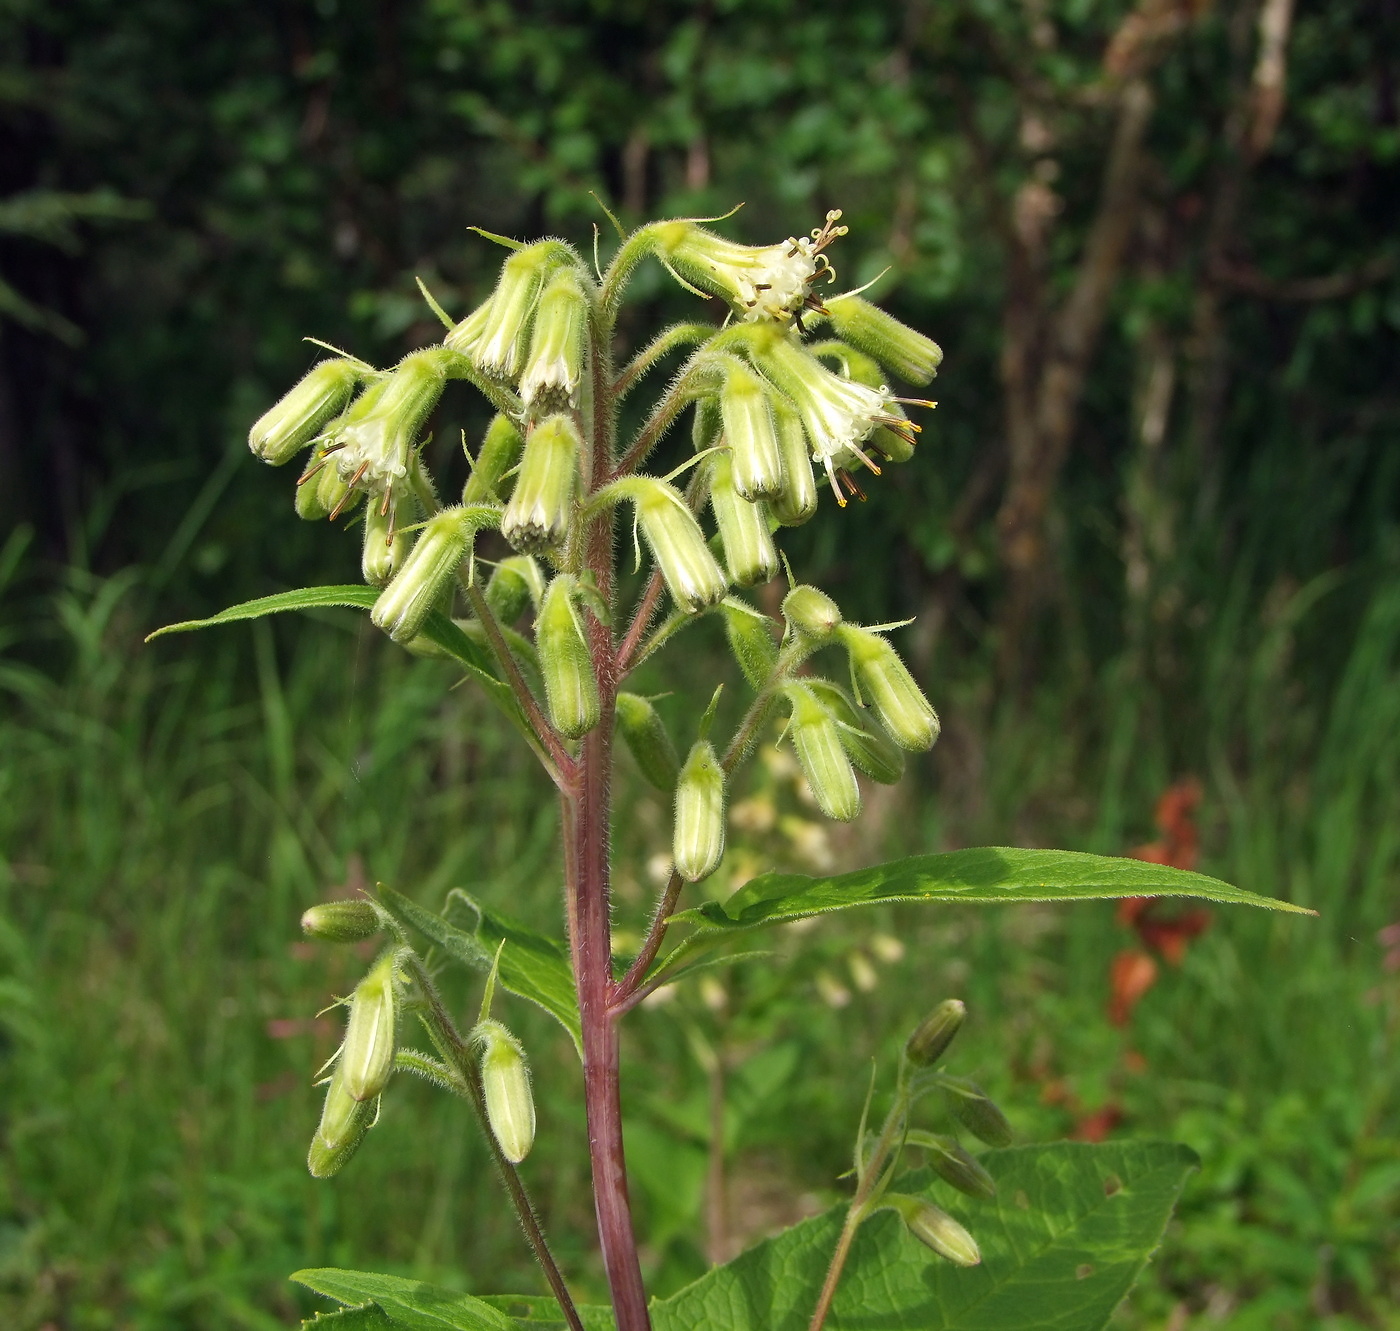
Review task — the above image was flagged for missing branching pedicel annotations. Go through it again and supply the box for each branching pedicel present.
[256,210,969,1330]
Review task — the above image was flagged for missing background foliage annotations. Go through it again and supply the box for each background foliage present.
[1,1,1397,1328]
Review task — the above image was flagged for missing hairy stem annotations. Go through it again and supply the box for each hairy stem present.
[613,871,684,1008]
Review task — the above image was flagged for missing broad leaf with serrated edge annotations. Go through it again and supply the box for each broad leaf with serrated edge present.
[671,847,1312,936]
[293,1269,518,1331]
[651,1141,1197,1331]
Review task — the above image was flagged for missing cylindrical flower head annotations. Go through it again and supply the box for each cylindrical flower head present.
[333,350,448,499]
[785,684,861,822]
[371,506,477,642]
[361,497,404,588]
[250,358,363,466]
[616,692,680,793]
[905,998,966,1066]
[444,297,492,356]
[805,678,904,785]
[472,242,566,379]
[308,1065,377,1177]
[827,294,943,385]
[475,1020,536,1164]
[887,1194,981,1267]
[302,900,381,943]
[940,1076,1014,1147]
[537,575,599,740]
[782,584,842,639]
[708,453,779,587]
[463,414,525,505]
[818,342,918,464]
[501,415,580,554]
[520,267,588,409]
[629,478,728,613]
[910,1131,997,1201]
[674,740,725,882]
[837,625,940,752]
[722,599,779,689]
[720,360,784,500]
[770,394,819,526]
[485,555,542,625]
[341,953,398,1103]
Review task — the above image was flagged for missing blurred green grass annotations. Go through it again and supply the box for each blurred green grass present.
[0,552,1396,1329]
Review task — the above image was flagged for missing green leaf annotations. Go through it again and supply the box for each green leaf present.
[672,847,1314,936]
[303,1308,398,1330]
[478,1296,616,1329]
[292,1269,519,1331]
[378,886,581,1057]
[651,1141,1198,1331]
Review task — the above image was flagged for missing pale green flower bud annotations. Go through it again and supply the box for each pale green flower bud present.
[720,360,784,500]
[537,575,599,739]
[521,268,588,409]
[301,900,381,943]
[308,1065,377,1177]
[310,457,362,520]
[886,1194,981,1267]
[782,585,842,639]
[941,1076,1013,1147]
[616,693,680,793]
[721,598,779,689]
[475,1020,536,1164]
[628,477,728,613]
[837,625,940,752]
[805,678,904,785]
[708,453,779,587]
[784,684,861,822]
[771,395,819,526]
[332,350,449,501]
[360,497,404,588]
[485,555,543,625]
[827,294,943,385]
[463,414,525,505]
[905,999,965,1066]
[372,506,477,642]
[501,415,579,554]
[250,358,364,465]
[444,297,492,356]
[341,953,398,1103]
[906,1130,997,1201]
[674,740,725,882]
[473,242,568,378]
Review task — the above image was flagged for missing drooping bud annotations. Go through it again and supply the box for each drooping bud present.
[332,349,450,500]
[474,1020,536,1164]
[719,360,784,500]
[674,740,726,882]
[827,294,943,385]
[485,555,543,625]
[301,900,381,943]
[616,692,680,793]
[520,267,588,409]
[837,625,940,752]
[708,452,779,587]
[472,242,569,379]
[360,497,404,588]
[805,679,904,785]
[627,477,728,614]
[770,395,819,526]
[308,1065,377,1178]
[905,1130,997,1201]
[501,415,580,554]
[905,999,966,1066]
[721,598,779,689]
[463,414,525,505]
[782,584,842,639]
[885,1194,981,1267]
[784,684,861,822]
[341,953,399,1103]
[940,1076,1013,1147]
[372,506,477,642]
[250,358,364,466]
[536,575,599,740]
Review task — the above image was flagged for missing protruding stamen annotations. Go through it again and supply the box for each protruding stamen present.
[839,470,867,502]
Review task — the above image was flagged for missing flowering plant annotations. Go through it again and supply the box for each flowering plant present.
[155,207,1305,1331]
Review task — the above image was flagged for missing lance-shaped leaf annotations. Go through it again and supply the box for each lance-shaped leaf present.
[651,1141,1198,1331]
[304,1308,397,1330]
[670,847,1313,936]
[293,1269,519,1331]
